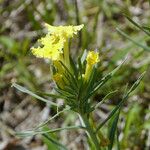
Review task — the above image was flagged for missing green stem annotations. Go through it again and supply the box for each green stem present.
[81,114,101,150]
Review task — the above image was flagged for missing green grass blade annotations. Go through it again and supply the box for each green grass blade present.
[122,104,141,144]
[116,28,150,52]
[125,15,150,36]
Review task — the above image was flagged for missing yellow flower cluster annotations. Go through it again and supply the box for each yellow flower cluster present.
[45,23,84,39]
[31,23,100,87]
[31,34,64,60]
[31,24,84,61]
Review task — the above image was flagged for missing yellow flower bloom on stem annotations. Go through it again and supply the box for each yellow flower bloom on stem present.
[31,23,84,62]
[31,34,63,60]
[84,51,100,81]
[44,23,84,69]
[86,51,99,66]
[45,23,84,39]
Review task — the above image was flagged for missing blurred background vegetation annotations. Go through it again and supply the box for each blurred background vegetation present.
[0,0,150,150]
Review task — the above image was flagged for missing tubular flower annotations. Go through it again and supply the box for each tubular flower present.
[84,51,100,81]
[31,24,84,61]
[86,51,99,66]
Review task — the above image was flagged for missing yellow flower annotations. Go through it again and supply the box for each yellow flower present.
[32,23,84,81]
[31,34,63,60]
[45,23,84,39]
[86,51,99,66]
[84,51,100,81]
[44,23,84,68]
[31,23,84,61]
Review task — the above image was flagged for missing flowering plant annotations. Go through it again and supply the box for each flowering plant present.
[13,23,144,150]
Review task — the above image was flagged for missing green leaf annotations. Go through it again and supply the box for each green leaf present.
[123,104,141,142]
[95,72,145,133]
[143,120,150,130]
[116,129,120,150]
[125,15,150,36]
[43,134,60,150]
[16,126,85,137]
[34,107,70,130]
[43,133,68,150]
[80,66,97,106]
[55,88,76,99]
[108,110,120,150]
[36,91,64,99]
[0,36,17,50]
[88,58,126,99]
[143,26,150,32]
[42,126,67,150]
[116,28,150,52]
[59,61,78,88]
[12,83,58,106]
[70,56,78,78]
[62,74,78,93]
[94,90,118,109]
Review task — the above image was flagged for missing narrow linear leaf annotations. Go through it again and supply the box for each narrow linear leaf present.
[62,72,78,91]
[70,55,78,78]
[56,88,76,98]
[94,90,118,109]
[43,133,68,150]
[108,110,120,150]
[36,91,63,99]
[87,58,126,100]
[116,129,120,150]
[143,26,150,32]
[95,72,145,133]
[16,126,85,137]
[12,83,57,106]
[123,104,141,144]
[35,107,70,130]
[116,28,150,51]
[42,126,60,150]
[59,61,78,88]
[125,15,150,36]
